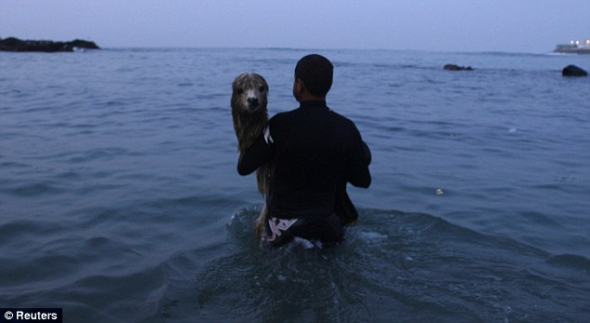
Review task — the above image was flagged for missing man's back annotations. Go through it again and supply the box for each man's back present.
[268,100,370,219]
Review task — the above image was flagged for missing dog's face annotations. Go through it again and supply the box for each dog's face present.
[231,73,269,113]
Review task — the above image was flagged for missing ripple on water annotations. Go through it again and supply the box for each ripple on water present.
[148,208,590,322]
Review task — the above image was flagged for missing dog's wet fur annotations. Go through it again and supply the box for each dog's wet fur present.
[231,72,272,237]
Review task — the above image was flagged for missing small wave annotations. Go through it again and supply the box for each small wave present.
[546,254,590,271]
[0,220,61,245]
[64,147,130,164]
[3,181,64,197]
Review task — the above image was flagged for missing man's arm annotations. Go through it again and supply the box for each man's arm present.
[348,140,372,188]
[237,126,274,176]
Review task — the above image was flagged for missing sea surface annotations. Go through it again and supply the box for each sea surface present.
[1,48,589,322]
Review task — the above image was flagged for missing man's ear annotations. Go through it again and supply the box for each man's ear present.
[295,78,306,95]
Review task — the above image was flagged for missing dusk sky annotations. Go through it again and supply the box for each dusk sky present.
[2,0,589,53]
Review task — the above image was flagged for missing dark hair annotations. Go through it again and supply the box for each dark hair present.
[295,54,333,98]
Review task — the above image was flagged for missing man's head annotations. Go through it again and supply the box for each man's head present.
[293,54,333,101]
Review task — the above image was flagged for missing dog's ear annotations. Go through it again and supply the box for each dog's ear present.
[254,74,269,91]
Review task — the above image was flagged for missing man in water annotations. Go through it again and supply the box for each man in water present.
[238,54,372,247]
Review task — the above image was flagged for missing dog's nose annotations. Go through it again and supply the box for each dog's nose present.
[247,97,259,107]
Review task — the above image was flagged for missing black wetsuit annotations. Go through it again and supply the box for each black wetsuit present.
[238,100,371,246]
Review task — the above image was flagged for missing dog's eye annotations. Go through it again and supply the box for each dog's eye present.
[258,86,265,92]
[236,88,243,94]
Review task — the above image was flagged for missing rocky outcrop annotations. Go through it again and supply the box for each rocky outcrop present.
[444,64,474,71]
[0,37,100,52]
[562,65,588,77]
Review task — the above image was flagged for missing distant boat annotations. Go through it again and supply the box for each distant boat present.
[554,39,590,54]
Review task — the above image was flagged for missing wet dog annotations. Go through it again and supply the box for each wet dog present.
[231,72,272,237]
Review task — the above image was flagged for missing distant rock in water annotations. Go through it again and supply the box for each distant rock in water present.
[562,65,588,77]
[444,64,474,71]
[0,37,100,52]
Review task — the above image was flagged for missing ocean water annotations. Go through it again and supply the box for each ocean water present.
[1,48,589,322]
